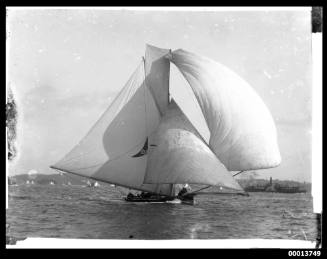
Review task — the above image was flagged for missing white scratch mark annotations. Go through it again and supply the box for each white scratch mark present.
[263,70,272,79]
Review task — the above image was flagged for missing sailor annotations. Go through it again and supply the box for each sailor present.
[184,184,191,190]
[178,184,191,196]
[140,192,151,198]
[127,192,134,199]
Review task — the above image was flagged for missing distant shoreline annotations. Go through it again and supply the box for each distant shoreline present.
[8,173,311,194]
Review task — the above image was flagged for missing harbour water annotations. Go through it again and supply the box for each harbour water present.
[6,185,318,240]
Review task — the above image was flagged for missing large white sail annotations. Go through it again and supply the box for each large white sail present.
[169,49,281,171]
[144,99,243,192]
[51,61,173,195]
[144,44,171,115]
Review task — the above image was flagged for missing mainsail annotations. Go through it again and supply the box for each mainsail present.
[144,99,243,192]
[50,61,173,195]
[169,49,281,171]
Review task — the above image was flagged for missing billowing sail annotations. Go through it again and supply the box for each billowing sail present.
[145,44,171,115]
[51,61,173,195]
[144,99,244,192]
[169,49,281,171]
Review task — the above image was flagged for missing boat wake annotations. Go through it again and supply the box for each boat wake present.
[166,199,182,204]
[122,199,182,204]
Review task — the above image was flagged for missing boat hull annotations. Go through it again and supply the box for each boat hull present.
[178,194,195,205]
[124,194,196,204]
[124,196,174,203]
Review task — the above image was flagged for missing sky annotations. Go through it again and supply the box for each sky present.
[7,8,312,182]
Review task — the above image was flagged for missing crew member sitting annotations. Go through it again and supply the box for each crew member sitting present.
[178,187,188,196]
[178,184,192,196]
[140,192,151,198]
[127,193,134,199]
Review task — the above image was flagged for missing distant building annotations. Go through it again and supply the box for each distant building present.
[242,177,308,193]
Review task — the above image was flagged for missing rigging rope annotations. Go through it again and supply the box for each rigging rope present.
[183,185,211,196]
[233,171,245,177]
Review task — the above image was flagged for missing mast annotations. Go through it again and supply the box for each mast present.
[168,49,172,104]
[144,44,175,196]
[167,49,174,196]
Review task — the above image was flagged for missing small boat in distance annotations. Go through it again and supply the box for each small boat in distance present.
[50,44,281,204]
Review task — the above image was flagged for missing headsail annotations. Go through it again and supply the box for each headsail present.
[169,49,281,171]
[144,99,244,192]
[50,61,173,195]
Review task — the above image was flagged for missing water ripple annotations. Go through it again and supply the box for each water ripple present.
[6,186,317,240]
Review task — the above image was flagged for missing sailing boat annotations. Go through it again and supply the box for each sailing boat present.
[50,44,281,204]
